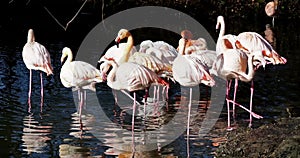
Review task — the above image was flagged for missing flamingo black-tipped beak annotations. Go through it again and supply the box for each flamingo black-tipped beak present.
[115,37,120,48]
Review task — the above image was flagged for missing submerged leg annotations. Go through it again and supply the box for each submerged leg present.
[28,69,32,105]
[40,72,44,112]
[79,89,84,118]
[187,88,192,137]
[132,92,136,153]
[28,70,32,112]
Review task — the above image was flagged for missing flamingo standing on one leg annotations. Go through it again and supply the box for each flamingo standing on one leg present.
[173,37,216,137]
[211,47,264,129]
[60,47,103,118]
[101,57,168,153]
[22,29,53,111]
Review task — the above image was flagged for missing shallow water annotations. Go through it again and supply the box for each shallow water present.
[1,12,300,158]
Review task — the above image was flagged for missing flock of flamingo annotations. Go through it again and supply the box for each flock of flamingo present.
[22,15,286,132]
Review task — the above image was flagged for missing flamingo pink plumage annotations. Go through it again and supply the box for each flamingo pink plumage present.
[211,47,264,129]
[22,29,53,108]
[173,38,216,136]
[214,15,287,129]
[60,47,103,118]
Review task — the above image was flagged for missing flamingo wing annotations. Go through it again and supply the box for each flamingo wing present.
[172,55,215,87]
[115,62,160,91]
[60,61,102,90]
[236,32,287,65]
[128,52,171,73]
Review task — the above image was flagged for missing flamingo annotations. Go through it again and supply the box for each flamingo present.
[101,57,168,152]
[172,38,216,136]
[22,29,53,108]
[177,30,208,55]
[216,15,286,68]
[211,47,264,129]
[60,47,103,118]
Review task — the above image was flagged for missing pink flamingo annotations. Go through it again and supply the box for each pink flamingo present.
[102,57,168,153]
[22,29,53,108]
[215,16,287,126]
[211,47,264,129]
[173,38,216,136]
[60,47,103,118]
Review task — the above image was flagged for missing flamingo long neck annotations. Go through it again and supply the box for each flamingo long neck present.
[65,50,73,63]
[27,30,35,43]
[216,16,226,55]
[120,34,134,63]
[106,61,121,90]
[217,17,225,39]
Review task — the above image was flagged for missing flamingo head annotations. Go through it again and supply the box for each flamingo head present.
[251,51,267,69]
[180,30,193,40]
[115,29,130,47]
[139,40,154,53]
[27,29,35,43]
[216,16,224,30]
[61,47,72,63]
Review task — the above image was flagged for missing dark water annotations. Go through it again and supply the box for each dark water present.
[1,5,300,158]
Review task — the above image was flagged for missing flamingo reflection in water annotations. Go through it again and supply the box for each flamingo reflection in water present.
[22,114,52,154]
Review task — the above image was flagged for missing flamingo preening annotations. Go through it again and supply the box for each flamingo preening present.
[60,47,103,118]
[214,15,287,129]
[22,29,53,111]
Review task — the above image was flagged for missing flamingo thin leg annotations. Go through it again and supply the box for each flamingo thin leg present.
[40,72,44,112]
[79,89,84,118]
[132,92,136,153]
[226,80,232,130]
[249,80,254,127]
[187,88,192,137]
[233,78,238,119]
[28,70,32,104]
